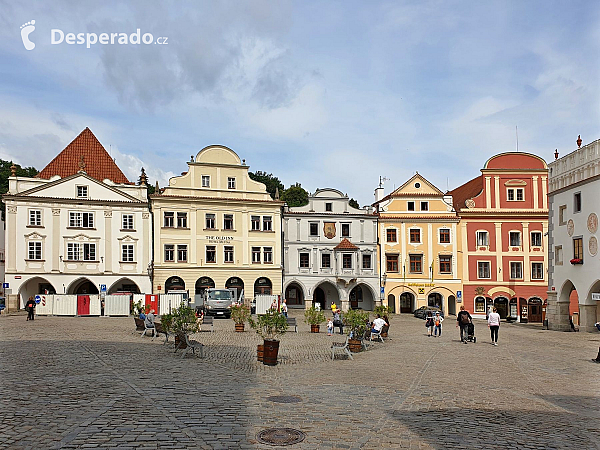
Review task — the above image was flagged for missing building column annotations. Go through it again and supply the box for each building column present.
[578,304,598,333]
[6,205,17,272]
[51,208,61,272]
[546,290,570,331]
[494,176,500,209]
[485,177,491,208]
[522,222,530,281]
[104,211,112,273]
[532,176,539,209]
[495,222,503,282]
[541,176,548,209]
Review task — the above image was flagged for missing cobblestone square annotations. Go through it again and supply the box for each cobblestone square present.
[1,312,598,449]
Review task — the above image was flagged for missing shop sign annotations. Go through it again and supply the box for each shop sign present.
[408,283,434,287]
[206,236,235,244]
[592,293,600,301]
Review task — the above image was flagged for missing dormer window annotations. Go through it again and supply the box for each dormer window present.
[507,188,524,201]
[228,177,236,189]
[325,203,333,212]
[202,175,210,188]
[77,185,88,198]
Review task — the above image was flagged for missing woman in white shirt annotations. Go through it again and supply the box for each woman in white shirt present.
[487,307,501,346]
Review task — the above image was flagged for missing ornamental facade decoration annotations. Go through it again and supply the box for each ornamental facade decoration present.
[323,222,336,239]
[589,236,598,257]
[567,219,574,237]
[587,213,598,234]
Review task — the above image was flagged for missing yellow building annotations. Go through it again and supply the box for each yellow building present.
[151,145,283,302]
[374,174,462,315]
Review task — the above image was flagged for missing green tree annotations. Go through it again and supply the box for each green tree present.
[282,183,309,207]
[249,171,284,199]
[349,198,360,209]
[0,160,39,219]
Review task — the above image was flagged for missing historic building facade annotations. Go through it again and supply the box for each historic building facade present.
[283,189,379,311]
[151,145,283,304]
[449,153,549,320]
[3,128,152,307]
[547,138,600,332]
[374,174,462,315]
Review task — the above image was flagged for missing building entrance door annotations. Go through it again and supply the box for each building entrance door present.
[77,295,90,315]
[528,298,542,323]
[494,297,509,319]
[314,287,325,310]
[400,292,414,313]
[387,294,396,313]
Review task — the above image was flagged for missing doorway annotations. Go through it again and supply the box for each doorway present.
[448,295,456,316]
[528,298,542,323]
[427,293,443,311]
[314,287,325,310]
[225,277,244,302]
[349,286,363,309]
[400,292,415,313]
[387,294,396,313]
[494,297,509,319]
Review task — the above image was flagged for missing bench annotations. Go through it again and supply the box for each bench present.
[201,316,214,332]
[155,322,174,345]
[286,317,297,332]
[370,329,384,343]
[331,336,353,360]
[132,317,145,335]
[175,333,204,359]
[141,320,158,339]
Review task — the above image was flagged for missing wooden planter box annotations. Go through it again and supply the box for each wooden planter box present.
[310,324,320,333]
[348,338,362,353]
[235,323,245,332]
[257,344,264,362]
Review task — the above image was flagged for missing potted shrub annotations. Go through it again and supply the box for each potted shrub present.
[231,304,250,332]
[343,309,370,352]
[249,310,288,365]
[304,306,326,333]
[170,304,200,349]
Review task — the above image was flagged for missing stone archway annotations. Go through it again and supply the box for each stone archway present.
[387,294,396,313]
[285,282,305,307]
[401,292,416,313]
[559,280,579,326]
[254,277,272,295]
[68,278,99,295]
[194,277,214,304]
[494,296,509,319]
[448,295,456,316]
[165,276,186,292]
[18,277,57,308]
[313,281,339,311]
[349,284,375,311]
[427,292,443,312]
[225,277,244,302]
[108,278,140,294]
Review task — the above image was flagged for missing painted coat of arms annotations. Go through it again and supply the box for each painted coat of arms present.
[324,222,336,239]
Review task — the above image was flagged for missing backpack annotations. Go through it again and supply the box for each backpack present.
[460,313,470,325]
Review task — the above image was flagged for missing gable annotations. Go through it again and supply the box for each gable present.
[390,173,444,197]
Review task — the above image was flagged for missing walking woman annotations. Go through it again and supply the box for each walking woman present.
[488,307,501,346]
[425,311,434,336]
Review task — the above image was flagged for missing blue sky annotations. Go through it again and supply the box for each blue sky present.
[0,0,598,205]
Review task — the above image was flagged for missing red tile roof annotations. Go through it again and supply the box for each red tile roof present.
[36,128,131,184]
[334,238,359,250]
[447,175,483,212]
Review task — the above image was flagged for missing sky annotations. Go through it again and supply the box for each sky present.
[0,0,598,206]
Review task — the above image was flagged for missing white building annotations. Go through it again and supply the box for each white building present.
[283,188,380,311]
[3,128,152,307]
[547,137,600,332]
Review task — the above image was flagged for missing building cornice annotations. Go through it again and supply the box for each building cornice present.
[2,195,148,207]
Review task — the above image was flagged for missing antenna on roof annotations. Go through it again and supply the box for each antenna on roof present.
[516,126,519,152]
[379,176,389,188]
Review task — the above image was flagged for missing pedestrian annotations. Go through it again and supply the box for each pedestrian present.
[281,300,288,318]
[425,311,434,336]
[25,296,36,321]
[488,307,501,346]
[434,312,444,337]
[333,309,344,334]
[100,298,105,316]
[145,309,156,329]
[270,299,278,311]
[456,305,472,344]
[371,314,388,335]
[595,322,600,332]
[326,318,334,336]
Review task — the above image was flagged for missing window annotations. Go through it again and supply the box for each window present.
[559,205,567,225]
[573,237,583,260]
[516,189,524,201]
[509,231,521,247]
[476,231,489,246]
[29,210,42,226]
[177,244,187,262]
[508,189,514,201]
[122,214,134,230]
[263,216,272,231]
[386,228,397,242]
[206,246,216,263]
[531,231,542,247]
[475,296,486,313]
[409,254,422,273]
[252,247,261,264]
[554,245,563,265]
[227,177,236,189]
[407,201,415,211]
[251,216,260,231]
[176,212,187,228]
[223,214,234,230]
[342,254,352,269]
[67,243,96,261]
[510,262,523,279]
[163,212,174,227]
[439,229,450,243]
[410,228,420,243]
[164,244,174,262]
[122,244,134,262]
[420,201,428,211]
[341,223,350,237]
[310,223,319,236]
[77,186,88,198]
[28,242,42,260]
[202,175,210,188]
[224,246,234,263]
[439,255,451,273]
[531,262,543,280]
[264,247,273,264]
[477,261,491,279]
[507,188,524,201]
[325,203,333,212]
[362,254,371,269]
[67,243,79,261]
[299,252,309,268]
[322,253,331,268]
[574,192,581,213]
[386,254,399,272]
[69,212,94,228]
[206,214,216,229]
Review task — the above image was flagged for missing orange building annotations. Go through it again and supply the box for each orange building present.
[449,153,549,321]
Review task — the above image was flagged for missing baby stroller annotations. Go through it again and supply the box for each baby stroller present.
[467,322,476,343]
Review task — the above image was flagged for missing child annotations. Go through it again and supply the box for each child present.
[326,318,334,336]
[434,312,444,337]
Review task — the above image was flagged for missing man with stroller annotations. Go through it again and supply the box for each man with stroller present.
[456,305,472,344]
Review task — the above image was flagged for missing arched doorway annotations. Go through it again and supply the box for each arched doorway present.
[475,296,486,315]
[195,277,214,303]
[427,292,442,311]
[18,277,56,308]
[448,295,456,316]
[108,278,140,294]
[254,277,272,295]
[528,297,542,323]
[350,284,375,311]
[313,281,339,310]
[400,292,415,313]
[225,277,244,302]
[68,278,99,295]
[165,276,186,292]
[285,283,304,307]
[494,296,509,319]
[387,294,396,313]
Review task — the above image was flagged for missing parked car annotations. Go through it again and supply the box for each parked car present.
[201,288,235,319]
[413,305,444,319]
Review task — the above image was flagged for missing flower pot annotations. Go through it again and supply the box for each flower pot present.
[175,333,187,349]
[262,339,280,366]
[310,324,320,333]
[348,338,362,353]
[235,323,245,332]
[257,344,264,362]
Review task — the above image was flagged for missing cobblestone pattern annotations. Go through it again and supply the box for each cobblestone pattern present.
[1,313,598,449]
